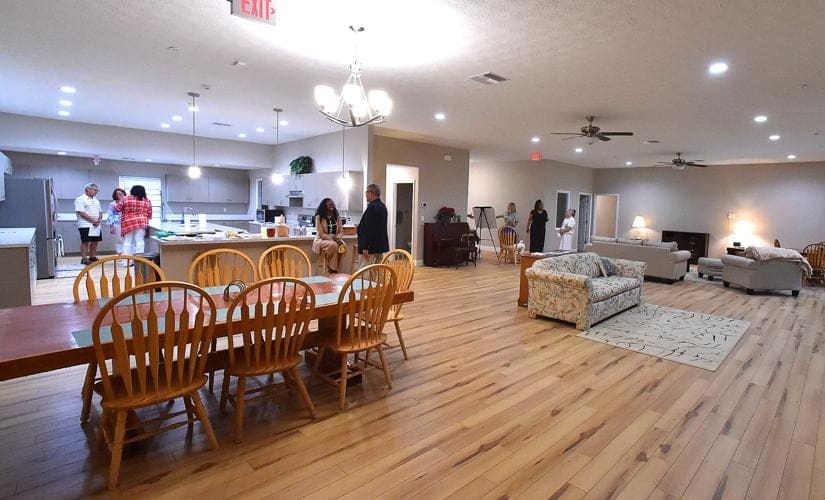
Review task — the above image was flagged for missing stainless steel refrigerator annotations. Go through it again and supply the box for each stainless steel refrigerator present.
[0,177,57,278]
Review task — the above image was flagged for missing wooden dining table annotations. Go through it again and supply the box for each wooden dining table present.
[0,275,414,381]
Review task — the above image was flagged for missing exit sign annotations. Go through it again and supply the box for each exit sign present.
[530,151,542,161]
[230,0,276,26]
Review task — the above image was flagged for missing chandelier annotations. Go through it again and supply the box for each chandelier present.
[314,26,392,128]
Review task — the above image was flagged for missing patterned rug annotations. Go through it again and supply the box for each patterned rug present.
[578,303,749,371]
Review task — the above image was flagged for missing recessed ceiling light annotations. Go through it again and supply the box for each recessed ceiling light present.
[144,158,153,162]
[625,161,633,166]
[57,151,67,156]
[160,122,171,129]
[575,147,583,153]
[172,115,183,122]
[59,99,72,107]
[279,120,289,126]
[58,110,70,117]
[238,133,247,138]
[708,62,728,75]
[531,137,540,143]
[60,85,76,94]
[188,105,199,112]
[769,134,780,141]
[256,127,265,133]
[787,154,796,159]
[434,112,446,121]
[753,115,767,123]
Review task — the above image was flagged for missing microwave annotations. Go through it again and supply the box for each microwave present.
[256,208,283,223]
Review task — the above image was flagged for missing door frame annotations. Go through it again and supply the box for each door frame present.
[385,165,420,258]
[577,192,593,250]
[554,190,571,230]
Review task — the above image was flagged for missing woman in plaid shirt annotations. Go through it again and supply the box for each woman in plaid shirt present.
[116,185,152,256]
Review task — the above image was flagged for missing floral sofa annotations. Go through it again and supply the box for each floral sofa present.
[525,252,646,330]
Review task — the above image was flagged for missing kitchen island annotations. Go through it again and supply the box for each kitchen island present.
[0,228,37,308]
[147,221,358,281]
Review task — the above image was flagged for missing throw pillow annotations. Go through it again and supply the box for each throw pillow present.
[599,257,614,276]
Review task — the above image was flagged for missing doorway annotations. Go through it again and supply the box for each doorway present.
[394,183,414,252]
[386,165,420,258]
[593,194,620,238]
[577,193,593,250]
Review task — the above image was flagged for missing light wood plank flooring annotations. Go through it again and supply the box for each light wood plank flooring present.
[2,258,824,499]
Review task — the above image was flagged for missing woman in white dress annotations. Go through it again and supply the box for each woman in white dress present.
[558,209,577,251]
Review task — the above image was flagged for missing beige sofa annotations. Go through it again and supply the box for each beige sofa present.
[584,237,691,282]
[526,252,646,330]
[721,254,803,296]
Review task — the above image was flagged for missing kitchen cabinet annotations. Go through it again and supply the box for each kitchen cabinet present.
[207,176,249,204]
[56,167,90,199]
[57,220,117,255]
[165,175,209,203]
[298,171,363,212]
[91,169,119,202]
[261,178,288,207]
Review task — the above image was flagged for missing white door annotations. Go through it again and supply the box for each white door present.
[386,165,420,258]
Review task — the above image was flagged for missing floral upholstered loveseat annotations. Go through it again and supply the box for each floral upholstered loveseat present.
[525,252,646,330]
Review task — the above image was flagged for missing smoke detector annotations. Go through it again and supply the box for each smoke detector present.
[92,156,101,167]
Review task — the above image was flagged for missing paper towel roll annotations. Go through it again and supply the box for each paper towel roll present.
[198,213,207,228]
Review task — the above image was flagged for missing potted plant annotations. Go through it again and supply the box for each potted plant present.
[435,207,460,224]
[289,156,313,175]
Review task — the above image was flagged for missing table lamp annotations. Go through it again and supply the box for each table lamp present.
[632,215,646,240]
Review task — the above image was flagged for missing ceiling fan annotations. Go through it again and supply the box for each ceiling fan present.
[551,116,634,142]
[659,152,706,170]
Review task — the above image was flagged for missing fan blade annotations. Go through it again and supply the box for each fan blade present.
[561,136,582,141]
[597,134,611,141]
[551,132,583,135]
[686,162,707,167]
[599,132,634,136]
[656,162,672,164]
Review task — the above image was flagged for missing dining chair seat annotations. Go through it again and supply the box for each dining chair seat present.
[224,349,303,377]
[317,330,388,353]
[93,369,208,409]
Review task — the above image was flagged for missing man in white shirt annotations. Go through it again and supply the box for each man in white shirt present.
[75,183,103,265]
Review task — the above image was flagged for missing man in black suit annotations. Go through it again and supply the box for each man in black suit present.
[357,183,389,269]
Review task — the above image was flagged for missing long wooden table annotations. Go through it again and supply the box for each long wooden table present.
[0,275,414,381]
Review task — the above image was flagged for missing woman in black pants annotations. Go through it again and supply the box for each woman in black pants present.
[526,199,548,252]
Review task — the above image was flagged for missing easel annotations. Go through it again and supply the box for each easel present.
[471,206,499,259]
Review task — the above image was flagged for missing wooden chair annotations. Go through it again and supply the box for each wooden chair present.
[801,242,825,285]
[220,278,317,443]
[91,282,218,489]
[313,264,398,410]
[188,248,257,287]
[73,255,166,423]
[498,226,519,264]
[381,250,415,360]
[258,245,312,279]
[188,249,257,391]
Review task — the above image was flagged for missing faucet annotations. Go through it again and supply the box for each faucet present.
[181,206,195,224]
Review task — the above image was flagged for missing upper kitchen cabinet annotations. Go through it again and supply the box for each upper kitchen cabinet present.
[55,167,89,199]
[207,176,249,204]
[91,169,119,202]
[165,174,209,203]
[301,171,363,212]
[261,178,288,207]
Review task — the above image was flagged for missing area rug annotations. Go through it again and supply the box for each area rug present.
[578,303,749,371]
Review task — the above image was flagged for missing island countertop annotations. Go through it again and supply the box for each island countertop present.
[0,228,37,248]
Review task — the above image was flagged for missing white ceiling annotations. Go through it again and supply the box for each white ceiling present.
[1,0,824,168]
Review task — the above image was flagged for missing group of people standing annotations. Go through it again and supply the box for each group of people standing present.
[499,201,576,253]
[74,183,152,265]
[312,183,389,273]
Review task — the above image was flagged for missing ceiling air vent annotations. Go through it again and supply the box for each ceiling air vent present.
[469,72,509,85]
[211,122,232,127]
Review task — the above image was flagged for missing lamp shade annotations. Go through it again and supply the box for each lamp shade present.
[631,216,646,229]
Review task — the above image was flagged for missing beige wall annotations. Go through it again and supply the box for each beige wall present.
[593,194,618,237]
[468,160,595,251]
[593,162,825,257]
[371,134,470,261]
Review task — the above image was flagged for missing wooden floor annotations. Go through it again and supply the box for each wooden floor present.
[3,258,824,499]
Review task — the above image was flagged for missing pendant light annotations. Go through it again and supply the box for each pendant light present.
[271,107,284,185]
[337,125,352,191]
[187,92,201,179]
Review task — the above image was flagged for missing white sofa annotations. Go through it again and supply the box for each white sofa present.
[721,254,804,296]
[584,237,691,282]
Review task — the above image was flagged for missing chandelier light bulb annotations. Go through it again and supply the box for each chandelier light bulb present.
[271,172,284,185]
[337,174,353,191]
[343,84,365,106]
[368,90,392,116]
[188,165,201,179]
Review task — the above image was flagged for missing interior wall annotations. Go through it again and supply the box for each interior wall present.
[593,194,618,238]
[468,160,595,251]
[371,135,470,261]
[593,162,825,256]
[0,112,273,169]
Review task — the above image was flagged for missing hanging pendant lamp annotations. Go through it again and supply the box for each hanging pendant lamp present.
[337,125,352,191]
[187,92,201,179]
[271,108,284,184]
